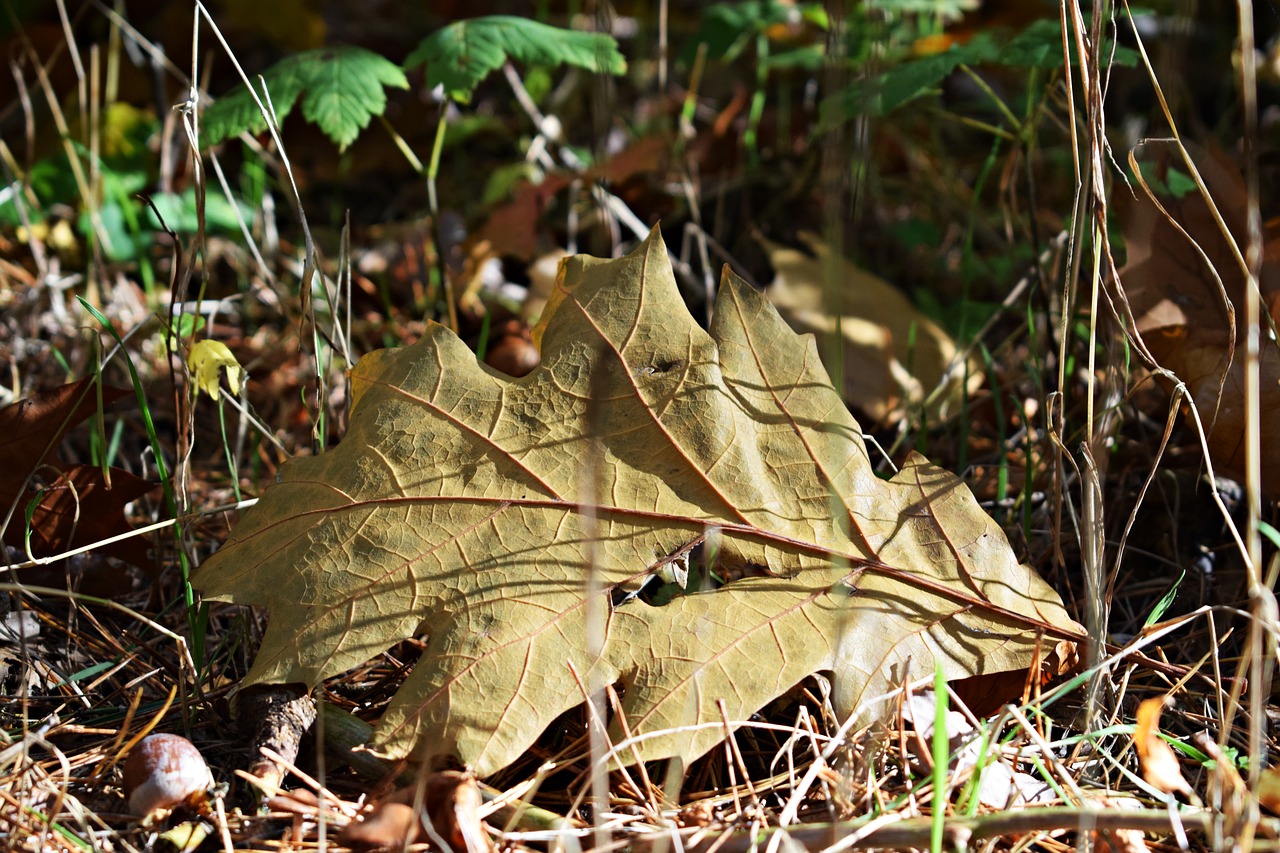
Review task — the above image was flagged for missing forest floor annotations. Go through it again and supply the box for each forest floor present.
[2,2,1279,851]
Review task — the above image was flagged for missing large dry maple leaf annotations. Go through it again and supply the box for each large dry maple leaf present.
[195,229,1081,776]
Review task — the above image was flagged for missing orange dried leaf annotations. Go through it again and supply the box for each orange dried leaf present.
[1257,766,1280,814]
[1133,697,1192,798]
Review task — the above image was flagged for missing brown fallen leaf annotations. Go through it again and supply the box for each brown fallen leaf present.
[0,379,153,568]
[1116,144,1280,338]
[11,464,156,567]
[474,137,671,265]
[1116,145,1280,491]
[1091,799,1153,853]
[338,801,418,850]
[1133,696,1193,800]
[195,228,1081,776]
[1141,326,1280,490]
[472,176,571,263]
[761,233,980,422]
[0,378,128,512]
[483,319,540,378]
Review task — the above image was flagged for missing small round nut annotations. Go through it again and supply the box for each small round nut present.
[122,733,214,820]
[484,321,540,378]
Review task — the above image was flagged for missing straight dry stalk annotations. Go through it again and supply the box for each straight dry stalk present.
[1079,447,1105,728]
[1061,0,1115,736]
[1233,10,1277,853]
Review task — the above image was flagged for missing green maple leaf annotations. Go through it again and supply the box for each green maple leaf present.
[201,45,409,151]
[404,16,626,102]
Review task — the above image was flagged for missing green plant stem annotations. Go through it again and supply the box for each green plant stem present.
[930,666,948,853]
[425,108,458,332]
[379,114,425,175]
[957,64,1021,130]
[16,803,90,851]
[923,105,1016,141]
[476,310,492,361]
[744,31,768,163]
[679,43,708,148]
[979,344,1008,506]
[218,398,242,503]
[91,345,109,483]
[426,109,448,216]
[78,297,205,666]
[1015,396,1034,541]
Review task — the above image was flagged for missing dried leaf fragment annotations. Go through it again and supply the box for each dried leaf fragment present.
[188,339,245,401]
[1141,326,1280,490]
[1256,766,1280,814]
[1116,145,1280,338]
[13,464,155,567]
[902,692,1052,809]
[338,772,491,852]
[1133,697,1193,799]
[0,378,127,509]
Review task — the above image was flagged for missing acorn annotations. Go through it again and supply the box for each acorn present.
[122,733,214,821]
[484,320,540,378]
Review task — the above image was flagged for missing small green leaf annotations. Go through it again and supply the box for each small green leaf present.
[404,16,626,103]
[1261,520,1280,549]
[688,1,784,63]
[999,17,1136,69]
[145,189,254,234]
[23,489,43,557]
[686,1,828,63]
[762,45,826,71]
[1130,163,1199,199]
[167,312,207,340]
[79,201,138,262]
[202,46,409,151]
[1143,568,1184,628]
[820,36,995,122]
[874,0,977,19]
